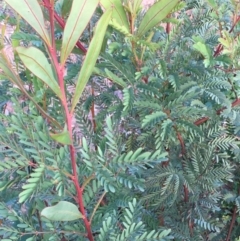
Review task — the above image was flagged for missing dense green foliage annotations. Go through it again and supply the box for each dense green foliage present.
[0,0,240,240]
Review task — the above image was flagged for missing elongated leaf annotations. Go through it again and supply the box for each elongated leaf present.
[0,57,18,84]
[71,9,112,112]
[104,68,127,88]
[100,0,129,32]
[16,47,62,99]
[50,128,72,145]
[137,0,179,37]
[61,0,73,18]
[193,42,213,67]
[41,201,83,221]
[60,0,99,64]
[5,0,50,45]
[0,52,61,128]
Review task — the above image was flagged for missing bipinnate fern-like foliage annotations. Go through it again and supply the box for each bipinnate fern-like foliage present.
[0,105,171,241]
[91,0,240,240]
[1,0,240,240]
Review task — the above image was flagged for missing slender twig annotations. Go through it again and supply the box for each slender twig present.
[128,12,141,70]
[42,0,87,54]
[21,230,87,237]
[43,1,95,240]
[165,14,171,34]
[226,187,240,241]
[176,130,186,155]
[194,98,240,126]
[174,131,189,227]
[159,207,165,226]
[189,219,194,237]
[226,206,237,241]
[173,126,189,203]
[214,8,224,38]
[82,174,95,190]
[228,15,240,34]
[214,15,240,57]
[53,10,87,54]
[48,1,56,51]
[214,66,240,73]
[183,185,189,202]
[173,125,186,155]
[166,22,171,34]
[36,210,43,239]
[90,191,107,223]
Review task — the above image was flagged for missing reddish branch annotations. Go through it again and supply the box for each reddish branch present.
[160,10,240,234]
[176,131,186,155]
[142,76,148,83]
[183,185,189,202]
[40,2,240,238]
[214,15,240,57]
[53,13,87,54]
[165,14,171,34]
[193,15,240,237]
[166,22,171,34]
[174,126,189,203]
[226,187,240,241]
[159,207,165,226]
[226,206,237,241]
[194,98,240,126]
[42,1,94,240]
[42,0,87,54]
[196,12,240,123]
[44,0,97,148]
[189,219,194,236]
[228,15,240,34]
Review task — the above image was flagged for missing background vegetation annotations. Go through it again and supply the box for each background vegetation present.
[0,0,240,240]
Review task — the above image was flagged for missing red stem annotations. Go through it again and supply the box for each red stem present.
[53,9,87,54]
[165,14,171,34]
[166,14,171,34]
[166,22,171,34]
[48,2,56,51]
[174,126,189,203]
[194,98,240,126]
[142,76,148,84]
[176,131,186,155]
[42,0,87,54]
[226,187,240,241]
[228,15,240,34]
[214,15,240,57]
[226,206,237,241]
[43,1,94,240]
[184,185,189,202]
[213,45,223,57]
